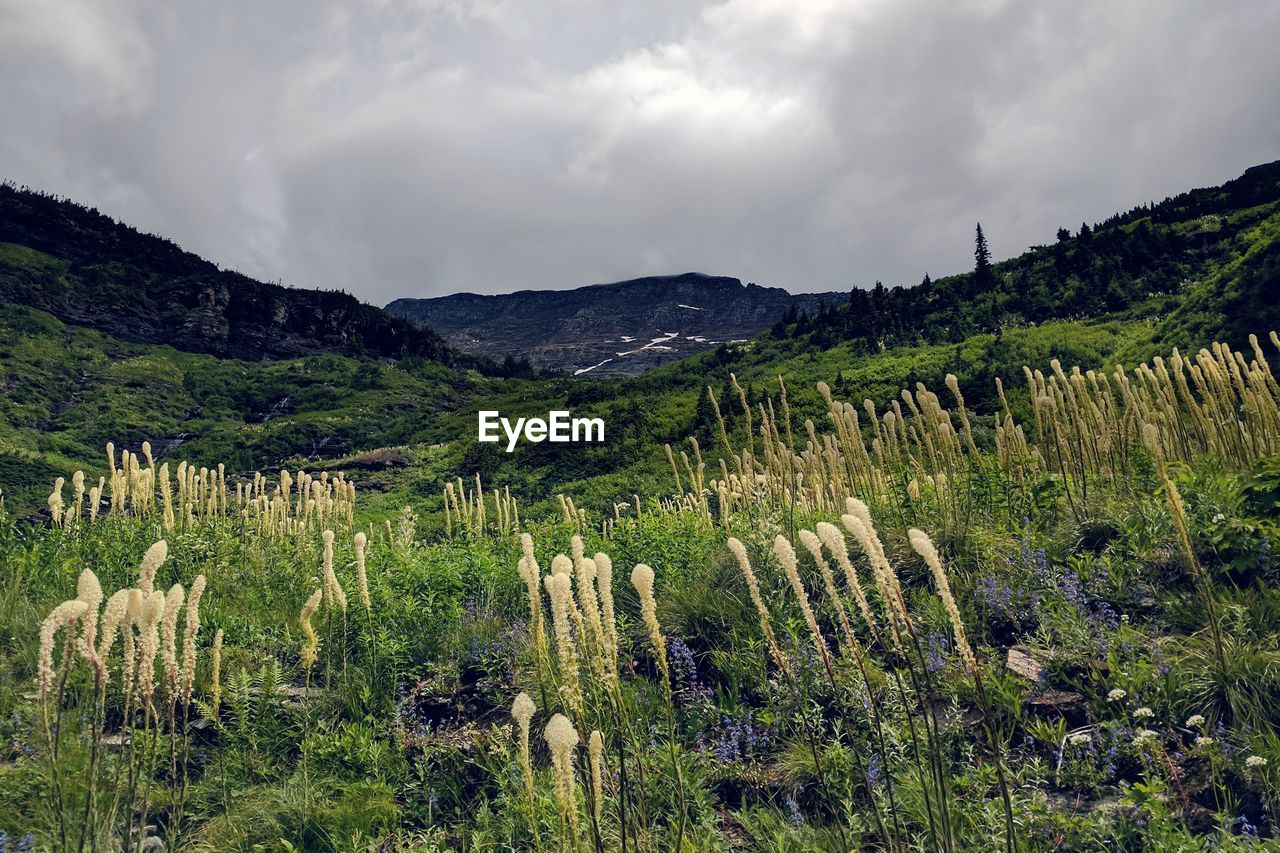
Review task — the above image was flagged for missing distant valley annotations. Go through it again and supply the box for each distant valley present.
[385,272,845,376]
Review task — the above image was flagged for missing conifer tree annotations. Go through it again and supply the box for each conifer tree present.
[974,223,994,291]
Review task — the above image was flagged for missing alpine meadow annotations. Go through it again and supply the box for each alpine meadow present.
[1,156,1278,850]
[4,2,1280,845]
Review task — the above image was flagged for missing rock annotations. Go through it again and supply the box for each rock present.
[1006,648,1045,682]
[386,274,847,377]
[1027,690,1085,713]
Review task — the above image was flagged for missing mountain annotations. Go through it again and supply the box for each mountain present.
[1,163,1277,519]
[0,184,457,364]
[385,272,844,376]
[773,160,1280,353]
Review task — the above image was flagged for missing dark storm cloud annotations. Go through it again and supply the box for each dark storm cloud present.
[2,0,1277,303]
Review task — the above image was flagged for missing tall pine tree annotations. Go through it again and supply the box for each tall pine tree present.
[974,222,994,292]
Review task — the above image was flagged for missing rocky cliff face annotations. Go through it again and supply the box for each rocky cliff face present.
[387,272,843,376]
[0,185,454,363]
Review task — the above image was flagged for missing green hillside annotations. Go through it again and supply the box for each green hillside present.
[2,164,1279,520]
[3,164,1280,850]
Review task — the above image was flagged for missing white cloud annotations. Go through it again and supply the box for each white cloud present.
[1,0,1276,303]
[0,0,155,111]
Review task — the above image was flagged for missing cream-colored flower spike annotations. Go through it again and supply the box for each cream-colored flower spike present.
[75,569,104,666]
[589,729,605,824]
[593,552,618,667]
[631,563,668,679]
[38,600,89,700]
[726,537,789,677]
[798,529,859,655]
[544,713,580,829]
[161,584,186,698]
[908,528,977,674]
[321,530,347,612]
[544,572,583,715]
[815,522,880,643]
[96,588,132,664]
[181,575,206,702]
[299,588,323,671]
[512,692,537,816]
[137,541,168,597]
[773,536,831,671]
[137,590,167,710]
[354,532,371,615]
[840,512,908,643]
[210,628,224,713]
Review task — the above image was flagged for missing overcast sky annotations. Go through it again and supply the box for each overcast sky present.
[2,1,1277,304]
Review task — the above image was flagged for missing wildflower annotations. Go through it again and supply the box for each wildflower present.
[785,790,804,826]
[75,569,103,655]
[1068,733,1091,746]
[321,530,347,612]
[840,507,909,643]
[631,563,668,680]
[1185,714,1205,728]
[798,529,859,655]
[579,557,606,667]
[354,532,371,615]
[1195,737,1214,749]
[136,590,167,709]
[1134,729,1159,745]
[180,575,206,702]
[48,477,65,525]
[96,588,132,664]
[1245,755,1267,769]
[210,628,224,713]
[727,537,788,677]
[1134,707,1154,720]
[120,589,143,696]
[137,540,168,596]
[908,528,977,675]
[517,533,544,634]
[593,552,618,666]
[1107,688,1126,701]
[512,692,537,817]
[815,522,879,642]
[571,538,604,656]
[589,729,605,824]
[160,583,185,698]
[544,572,582,714]
[299,588,323,671]
[38,600,89,700]
[772,536,831,672]
[544,713,580,829]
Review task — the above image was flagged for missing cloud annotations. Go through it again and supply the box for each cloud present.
[1,0,1277,304]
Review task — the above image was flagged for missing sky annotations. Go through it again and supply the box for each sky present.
[1,1,1278,305]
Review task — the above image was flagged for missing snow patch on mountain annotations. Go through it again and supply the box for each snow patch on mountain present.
[574,357,615,375]
[617,331,680,357]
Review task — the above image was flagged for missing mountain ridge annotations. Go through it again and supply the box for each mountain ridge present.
[386,271,845,376]
[0,183,460,365]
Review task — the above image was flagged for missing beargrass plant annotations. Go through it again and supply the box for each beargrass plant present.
[5,328,1280,848]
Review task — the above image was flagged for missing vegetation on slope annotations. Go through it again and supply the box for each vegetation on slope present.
[3,329,1280,849]
[0,185,458,363]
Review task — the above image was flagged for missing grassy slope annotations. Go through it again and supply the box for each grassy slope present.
[1,169,1277,521]
[0,301,480,514]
